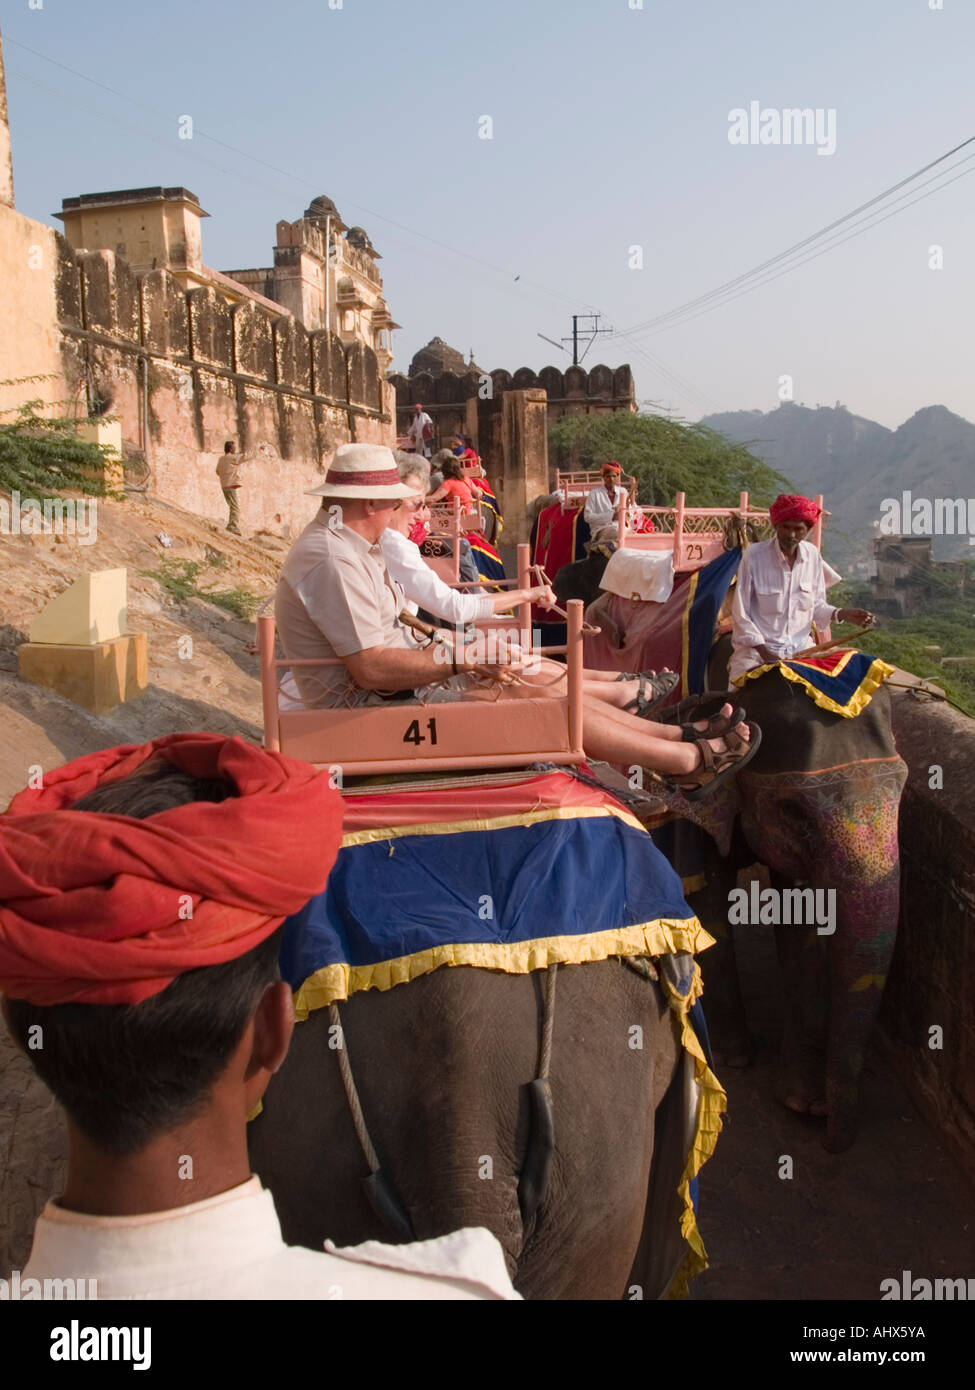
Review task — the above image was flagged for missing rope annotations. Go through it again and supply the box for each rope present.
[328,1002,381,1173]
[530,760,669,812]
[538,964,558,1079]
[530,564,600,634]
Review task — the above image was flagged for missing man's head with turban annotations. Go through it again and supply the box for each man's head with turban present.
[768,494,823,554]
[600,461,624,496]
[1,733,343,1159]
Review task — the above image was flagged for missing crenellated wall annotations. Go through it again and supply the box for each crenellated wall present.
[54,240,394,537]
[389,362,636,478]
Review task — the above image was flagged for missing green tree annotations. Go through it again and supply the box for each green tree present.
[0,382,117,498]
[548,411,789,507]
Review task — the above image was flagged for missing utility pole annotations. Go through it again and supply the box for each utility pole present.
[537,313,613,365]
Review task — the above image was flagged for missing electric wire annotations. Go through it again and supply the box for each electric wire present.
[613,137,975,341]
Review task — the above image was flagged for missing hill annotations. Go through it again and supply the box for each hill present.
[0,492,283,807]
[700,403,975,571]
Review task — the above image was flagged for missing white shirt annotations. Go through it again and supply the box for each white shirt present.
[730,538,838,681]
[583,483,625,533]
[23,1177,520,1301]
[380,527,494,626]
[276,513,409,709]
[408,412,433,450]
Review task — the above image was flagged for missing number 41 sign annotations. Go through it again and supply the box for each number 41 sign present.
[403,718,438,746]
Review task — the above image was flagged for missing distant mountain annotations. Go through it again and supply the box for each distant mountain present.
[700,403,975,570]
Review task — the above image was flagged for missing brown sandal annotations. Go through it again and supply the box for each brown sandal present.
[667,722,762,801]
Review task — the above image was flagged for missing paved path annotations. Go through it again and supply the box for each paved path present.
[693,922,975,1300]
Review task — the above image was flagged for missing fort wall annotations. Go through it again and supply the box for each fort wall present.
[52,244,393,536]
[0,205,69,422]
[389,362,636,476]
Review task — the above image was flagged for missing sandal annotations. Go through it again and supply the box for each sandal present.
[656,691,734,727]
[680,705,745,741]
[617,670,680,718]
[667,722,762,802]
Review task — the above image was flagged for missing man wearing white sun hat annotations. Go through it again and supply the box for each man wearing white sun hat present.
[275,443,522,709]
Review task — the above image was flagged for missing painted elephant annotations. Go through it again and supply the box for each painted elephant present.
[248,954,714,1300]
[689,645,908,1153]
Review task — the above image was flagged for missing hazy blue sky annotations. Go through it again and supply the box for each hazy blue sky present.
[3,0,973,428]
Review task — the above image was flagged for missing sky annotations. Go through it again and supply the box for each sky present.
[2,0,973,429]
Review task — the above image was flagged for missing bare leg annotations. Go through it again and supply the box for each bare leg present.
[577,697,745,776]
[525,658,677,716]
[500,681,748,775]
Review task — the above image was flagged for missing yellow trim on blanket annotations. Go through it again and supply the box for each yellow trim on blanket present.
[679,570,700,697]
[292,917,714,1021]
[659,964,728,1300]
[339,801,648,849]
[732,654,895,717]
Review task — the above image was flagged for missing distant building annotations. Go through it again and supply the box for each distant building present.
[390,335,636,464]
[867,533,968,617]
[408,337,482,379]
[222,195,399,372]
[55,188,399,373]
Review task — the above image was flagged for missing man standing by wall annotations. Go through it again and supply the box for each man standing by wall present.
[407,403,435,458]
[216,441,243,535]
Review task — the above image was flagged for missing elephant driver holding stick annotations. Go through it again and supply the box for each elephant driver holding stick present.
[274,445,763,800]
[729,493,876,684]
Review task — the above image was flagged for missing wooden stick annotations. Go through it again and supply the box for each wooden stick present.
[791,625,876,660]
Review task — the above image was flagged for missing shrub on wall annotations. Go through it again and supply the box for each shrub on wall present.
[0,382,115,498]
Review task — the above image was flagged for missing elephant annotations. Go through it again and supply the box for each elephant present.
[551,541,616,609]
[684,641,908,1154]
[248,953,715,1300]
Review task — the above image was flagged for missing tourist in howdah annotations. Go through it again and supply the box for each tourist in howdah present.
[382,453,551,626]
[730,493,876,681]
[0,735,519,1301]
[420,449,479,582]
[384,452,687,705]
[274,445,761,797]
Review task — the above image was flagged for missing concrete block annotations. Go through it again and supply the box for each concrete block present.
[18,632,147,714]
[29,568,127,646]
[77,418,124,491]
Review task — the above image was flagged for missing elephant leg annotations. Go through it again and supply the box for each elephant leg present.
[694,873,753,1068]
[774,915,827,1116]
[821,867,901,1153]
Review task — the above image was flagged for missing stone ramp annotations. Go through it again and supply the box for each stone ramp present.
[692,920,975,1300]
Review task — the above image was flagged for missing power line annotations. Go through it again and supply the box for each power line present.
[624,157,975,343]
[4,34,718,415]
[613,134,975,342]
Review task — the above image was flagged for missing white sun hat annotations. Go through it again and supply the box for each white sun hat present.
[305,444,418,500]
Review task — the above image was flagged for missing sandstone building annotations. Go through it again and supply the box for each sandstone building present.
[0,27,395,538]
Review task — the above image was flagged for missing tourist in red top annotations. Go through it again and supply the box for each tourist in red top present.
[427,456,482,507]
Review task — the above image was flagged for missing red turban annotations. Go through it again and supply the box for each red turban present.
[769,494,822,527]
[602,461,622,474]
[0,733,344,1007]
